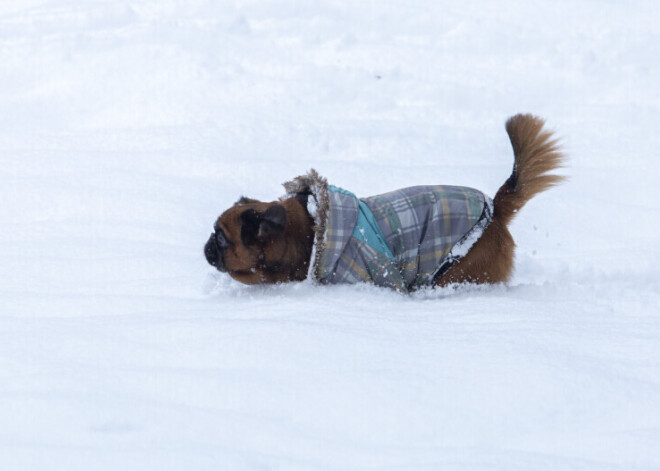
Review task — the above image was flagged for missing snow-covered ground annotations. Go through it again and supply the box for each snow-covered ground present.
[2,1,660,469]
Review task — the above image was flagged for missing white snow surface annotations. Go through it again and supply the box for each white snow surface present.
[2,1,660,469]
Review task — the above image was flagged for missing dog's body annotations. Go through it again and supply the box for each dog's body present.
[205,114,565,291]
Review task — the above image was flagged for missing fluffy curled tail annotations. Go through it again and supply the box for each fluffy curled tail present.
[493,114,565,225]
[436,114,565,286]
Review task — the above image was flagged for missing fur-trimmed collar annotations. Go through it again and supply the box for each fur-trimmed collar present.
[282,169,329,283]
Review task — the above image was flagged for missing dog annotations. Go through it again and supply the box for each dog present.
[205,114,565,292]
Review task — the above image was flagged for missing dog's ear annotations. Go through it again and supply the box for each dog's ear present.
[236,196,260,205]
[240,205,287,245]
[258,204,287,239]
[240,209,261,246]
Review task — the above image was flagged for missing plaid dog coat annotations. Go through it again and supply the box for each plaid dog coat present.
[284,170,492,292]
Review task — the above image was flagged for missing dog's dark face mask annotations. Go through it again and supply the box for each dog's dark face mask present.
[204,196,314,285]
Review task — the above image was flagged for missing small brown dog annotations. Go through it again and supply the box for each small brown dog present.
[205,114,564,292]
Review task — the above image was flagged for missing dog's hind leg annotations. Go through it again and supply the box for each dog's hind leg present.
[435,218,515,286]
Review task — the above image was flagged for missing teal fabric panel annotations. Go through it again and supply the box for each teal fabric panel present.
[328,185,395,261]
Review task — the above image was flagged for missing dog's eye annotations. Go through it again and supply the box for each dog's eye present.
[215,229,230,248]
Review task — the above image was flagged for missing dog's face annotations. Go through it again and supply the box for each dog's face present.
[204,196,314,285]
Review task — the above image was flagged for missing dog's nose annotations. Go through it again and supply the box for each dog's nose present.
[204,235,218,265]
[204,234,226,271]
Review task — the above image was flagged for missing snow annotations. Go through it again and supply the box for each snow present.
[2,0,660,469]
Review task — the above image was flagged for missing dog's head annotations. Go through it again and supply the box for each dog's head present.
[204,195,314,284]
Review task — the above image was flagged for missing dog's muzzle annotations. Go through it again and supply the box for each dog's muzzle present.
[204,232,227,272]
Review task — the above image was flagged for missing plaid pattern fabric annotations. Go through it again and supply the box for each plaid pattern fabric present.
[363,185,489,289]
[317,184,491,291]
[320,187,406,290]
[282,170,492,292]
[317,188,360,281]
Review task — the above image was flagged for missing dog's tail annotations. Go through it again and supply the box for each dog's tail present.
[493,114,565,226]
